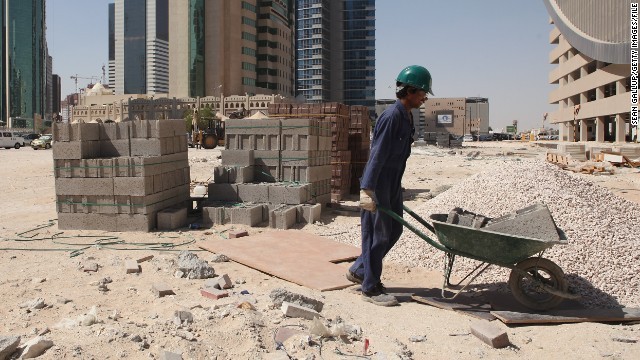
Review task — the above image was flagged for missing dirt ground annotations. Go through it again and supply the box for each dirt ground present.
[0,141,639,360]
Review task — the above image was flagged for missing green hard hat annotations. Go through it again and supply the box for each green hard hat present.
[396,65,434,95]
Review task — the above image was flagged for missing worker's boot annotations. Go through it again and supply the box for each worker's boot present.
[346,270,363,284]
[361,287,398,307]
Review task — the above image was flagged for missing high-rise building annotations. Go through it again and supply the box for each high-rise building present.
[0,0,47,128]
[295,0,375,109]
[168,0,294,98]
[544,0,632,143]
[111,0,169,95]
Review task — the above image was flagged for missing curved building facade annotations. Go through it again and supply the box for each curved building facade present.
[544,0,634,143]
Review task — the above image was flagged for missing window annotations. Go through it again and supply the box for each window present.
[242,32,256,42]
[242,77,256,86]
[242,47,256,56]
[241,1,256,12]
[242,16,256,27]
[242,62,256,71]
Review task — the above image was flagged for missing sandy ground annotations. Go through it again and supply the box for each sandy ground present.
[0,141,639,360]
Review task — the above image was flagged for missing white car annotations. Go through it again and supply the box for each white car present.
[462,134,474,142]
[0,131,24,149]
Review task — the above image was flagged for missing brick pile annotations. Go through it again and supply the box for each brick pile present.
[206,116,327,229]
[348,105,371,194]
[52,120,190,232]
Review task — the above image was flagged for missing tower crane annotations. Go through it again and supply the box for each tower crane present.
[70,74,99,94]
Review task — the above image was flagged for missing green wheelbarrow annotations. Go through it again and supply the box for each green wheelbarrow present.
[378,205,579,310]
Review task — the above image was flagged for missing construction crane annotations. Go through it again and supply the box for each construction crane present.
[70,74,99,94]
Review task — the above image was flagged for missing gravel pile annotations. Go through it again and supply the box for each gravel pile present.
[321,159,640,308]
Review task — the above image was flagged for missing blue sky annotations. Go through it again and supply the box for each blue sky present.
[47,0,556,131]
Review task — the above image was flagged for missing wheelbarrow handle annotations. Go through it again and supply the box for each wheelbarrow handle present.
[402,205,435,233]
[377,205,449,253]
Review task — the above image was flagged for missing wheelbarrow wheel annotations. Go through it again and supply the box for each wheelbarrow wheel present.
[509,257,567,311]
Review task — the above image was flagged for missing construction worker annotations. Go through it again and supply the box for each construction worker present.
[347,65,433,306]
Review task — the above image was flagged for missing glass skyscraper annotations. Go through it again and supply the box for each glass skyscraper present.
[295,0,375,109]
[1,0,47,128]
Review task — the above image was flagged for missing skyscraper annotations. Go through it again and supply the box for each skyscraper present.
[1,0,47,128]
[168,0,294,98]
[110,0,169,95]
[295,0,375,109]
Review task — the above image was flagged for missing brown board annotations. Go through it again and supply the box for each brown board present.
[197,230,361,291]
[491,308,640,324]
[412,294,496,321]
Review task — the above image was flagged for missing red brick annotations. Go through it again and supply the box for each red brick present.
[229,230,249,239]
[201,287,229,300]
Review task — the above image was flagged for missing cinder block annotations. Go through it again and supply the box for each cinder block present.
[229,166,254,183]
[213,166,229,183]
[152,282,175,297]
[470,320,510,348]
[53,122,101,142]
[161,137,175,155]
[237,183,269,203]
[56,195,83,213]
[113,176,155,196]
[254,150,280,166]
[131,119,151,138]
[230,204,264,226]
[268,184,311,205]
[130,138,163,157]
[282,134,319,151]
[125,259,141,274]
[254,165,280,182]
[281,301,321,320]
[221,150,255,166]
[298,204,321,224]
[83,158,115,178]
[149,119,185,138]
[131,156,164,177]
[57,213,118,231]
[217,274,233,289]
[53,159,83,178]
[100,122,130,141]
[52,141,101,160]
[202,205,233,226]
[485,203,560,241]
[208,183,238,202]
[281,118,319,136]
[269,205,298,229]
[81,195,117,214]
[160,351,182,360]
[282,165,331,183]
[55,178,114,196]
[255,134,281,150]
[157,207,187,230]
[200,287,229,300]
[116,213,156,232]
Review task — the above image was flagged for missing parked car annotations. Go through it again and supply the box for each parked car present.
[1,131,24,149]
[462,134,474,142]
[31,134,53,150]
[22,133,40,146]
[479,134,493,141]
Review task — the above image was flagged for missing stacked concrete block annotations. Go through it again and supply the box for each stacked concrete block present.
[349,105,371,194]
[330,150,352,202]
[557,143,586,161]
[270,205,298,229]
[52,120,190,232]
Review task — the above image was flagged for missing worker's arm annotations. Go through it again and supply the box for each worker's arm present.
[359,110,399,192]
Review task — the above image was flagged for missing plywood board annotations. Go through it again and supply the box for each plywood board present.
[491,308,640,324]
[197,230,361,291]
[412,294,496,321]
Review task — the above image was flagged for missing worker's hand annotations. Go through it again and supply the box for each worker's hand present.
[359,189,377,212]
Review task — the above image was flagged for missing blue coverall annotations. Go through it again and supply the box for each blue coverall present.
[349,99,415,293]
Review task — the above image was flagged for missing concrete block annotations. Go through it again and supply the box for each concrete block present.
[52,140,101,160]
[152,283,175,297]
[213,166,230,183]
[221,150,255,166]
[161,137,175,155]
[298,204,321,224]
[160,351,183,360]
[131,156,164,177]
[204,278,221,289]
[281,150,321,166]
[174,134,187,153]
[229,230,248,239]
[53,122,100,142]
[131,119,151,138]
[485,203,560,241]
[269,205,298,229]
[137,255,154,263]
[470,320,510,348]
[113,176,155,196]
[282,134,319,151]
[53,159,83,178]
[237,183,269,203]
[57,213,118,231]
[229,166,254,183]
[253,165,280,182]
[217,274,233,289]
[318,136,332,151]
[125,259,141,274]
[281,301,321,320]
[208,183,238,202]
[202,205,233,226]
[254,150,280,166]
[281,118,319,136]
[116,213,156,232]
[55,178,114,196]
[99,139,130,157]
[230,204,264,226]
[82,158,114,178]
[268,183,311,205]
[100,122,130,141]
[153,174,164,193]
[149,119,185,138]
[157,207,187,230]
[81,195,117,214]
[200,287,228,300]
[282,165,331,183]
[56,195,83,213]
[84,262,98,272]
[255,134,281,150]
[130,138,163,157]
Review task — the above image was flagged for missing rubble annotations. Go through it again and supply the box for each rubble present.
[176,251,215,279]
